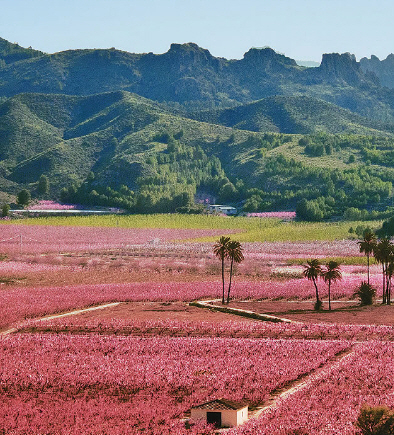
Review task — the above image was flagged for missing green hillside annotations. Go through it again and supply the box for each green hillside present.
[193,96,394,135]
[1,90,394,219]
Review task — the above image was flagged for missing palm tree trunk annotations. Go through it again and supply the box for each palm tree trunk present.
[382,264,386,304]
[367,253,370,286]
[221,256,225,304]
[328,280,331,311]
[386,270,391,305]
[313,277,319,304]
[227,258,234,304]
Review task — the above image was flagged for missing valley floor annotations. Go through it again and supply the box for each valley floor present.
[1,221,393,434]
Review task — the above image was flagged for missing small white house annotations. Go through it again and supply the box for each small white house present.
[208,205,237,216]
[190,398,248,428]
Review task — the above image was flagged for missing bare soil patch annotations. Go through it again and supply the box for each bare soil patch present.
[75,301,258,323]
[229,300,394,325]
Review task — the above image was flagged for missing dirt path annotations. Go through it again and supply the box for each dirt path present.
[0,302,122,337]
[192,299,294,323]
[249,344,356,422]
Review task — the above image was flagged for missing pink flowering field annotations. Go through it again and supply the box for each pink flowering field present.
[0,334,348,435]
[0,272,382,331]
[0,219,391,434]
[0,224,236,253]
[229,341,394,435]
[24,316,394,342]
[26,201,77,210]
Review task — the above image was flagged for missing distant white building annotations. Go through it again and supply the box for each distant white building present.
[208,204,237,216]
[191,398,248,428]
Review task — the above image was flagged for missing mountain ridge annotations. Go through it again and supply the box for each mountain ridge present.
[1,37,394,123]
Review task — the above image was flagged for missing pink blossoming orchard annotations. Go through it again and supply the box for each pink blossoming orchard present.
[0,215,393,434]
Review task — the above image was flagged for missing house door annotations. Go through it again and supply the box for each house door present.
[207,412,222,428]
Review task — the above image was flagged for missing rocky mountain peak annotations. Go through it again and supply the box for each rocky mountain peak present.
[319,52,365,85]
[242,47,297,68]
[165,42,216,63]
[359,53,394,89]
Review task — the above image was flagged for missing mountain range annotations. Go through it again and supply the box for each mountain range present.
[1,37,394,218]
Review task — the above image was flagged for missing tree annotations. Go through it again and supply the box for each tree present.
[386,259,394,305]
[322,261,342,311]
[303,259,323,310]
[377,216,394,238]
[296,198,324,221]
[219,182,238,203]
[37,174,49,195]
[173,192,192,210]
[226,240,244,304]
[1,204,10,217]
[373,238,394,305]
[213,236,231,304]
[358,231,376,286]
[17,189,31,207]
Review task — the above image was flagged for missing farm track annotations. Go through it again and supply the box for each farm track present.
[249,344,356,421]
[192,299,294,323]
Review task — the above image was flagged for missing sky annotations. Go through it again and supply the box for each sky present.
[0,0,393,63]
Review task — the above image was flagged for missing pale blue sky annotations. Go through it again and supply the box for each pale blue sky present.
[0,0,393,62]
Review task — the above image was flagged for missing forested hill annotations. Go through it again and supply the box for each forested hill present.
[1,90,394,221]
[1,38,394,124]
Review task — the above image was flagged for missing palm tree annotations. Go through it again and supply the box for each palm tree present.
[303,259,323,310]
[358,231,376,286]
[213,236,231,304]
[386,258,394,305]
[226,240,244,304]
[322,261,342,311]
[373,238,393,305]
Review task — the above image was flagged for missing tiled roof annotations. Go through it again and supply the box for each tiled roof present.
[192,398,247,411]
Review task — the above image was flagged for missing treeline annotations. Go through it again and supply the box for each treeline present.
[301,133,394,162]
[243,152,392,220]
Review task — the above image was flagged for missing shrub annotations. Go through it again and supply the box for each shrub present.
[305,143,325,157]
[354,281,376,306]
[17,189,31,206]
[152,132,171,143]
[314,299,323,311]
[355,404,394,435]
